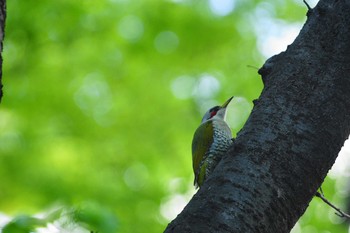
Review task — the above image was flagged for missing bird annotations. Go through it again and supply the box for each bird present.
[192,97,234,188]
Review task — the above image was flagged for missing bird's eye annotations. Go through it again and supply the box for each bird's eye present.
[209,106,220,118]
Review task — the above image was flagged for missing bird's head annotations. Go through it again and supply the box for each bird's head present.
[201,96,233,123]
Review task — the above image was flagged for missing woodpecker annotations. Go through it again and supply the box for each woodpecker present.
[192,97,233,188]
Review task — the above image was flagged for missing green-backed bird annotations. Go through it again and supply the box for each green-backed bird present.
[192,97,233,188]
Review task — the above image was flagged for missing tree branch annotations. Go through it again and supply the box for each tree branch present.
[165,0,350,232]
[303,0,312,11]
[315,191,350,219]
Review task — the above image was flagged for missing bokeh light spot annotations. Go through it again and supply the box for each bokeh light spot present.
[154,31,179,54]
[160,194,188,221]
[209,0,235,16]
[123,163,149,191]
[329,136,350,178]
[226,97,252,131]
[192,74,221,99]
[170,75,196,100]
[251,3,302,58]
[74,73,114,126]
[290,222,301,233]
[118,15,144,42]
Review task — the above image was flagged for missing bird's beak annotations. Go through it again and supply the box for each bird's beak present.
[221,96,234,108]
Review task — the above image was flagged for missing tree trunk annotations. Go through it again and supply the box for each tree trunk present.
[164,0,350,232]
[0,0,5,102]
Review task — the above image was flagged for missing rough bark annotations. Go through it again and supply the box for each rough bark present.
[0,0,5,102]
[165,0,350,232]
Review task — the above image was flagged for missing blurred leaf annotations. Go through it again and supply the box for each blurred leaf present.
[72,202,118,233]
[2,215,46,233]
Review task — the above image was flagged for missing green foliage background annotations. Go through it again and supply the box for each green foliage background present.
[1,0,348,232]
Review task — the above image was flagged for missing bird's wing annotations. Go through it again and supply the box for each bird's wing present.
[192,120,213,181]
